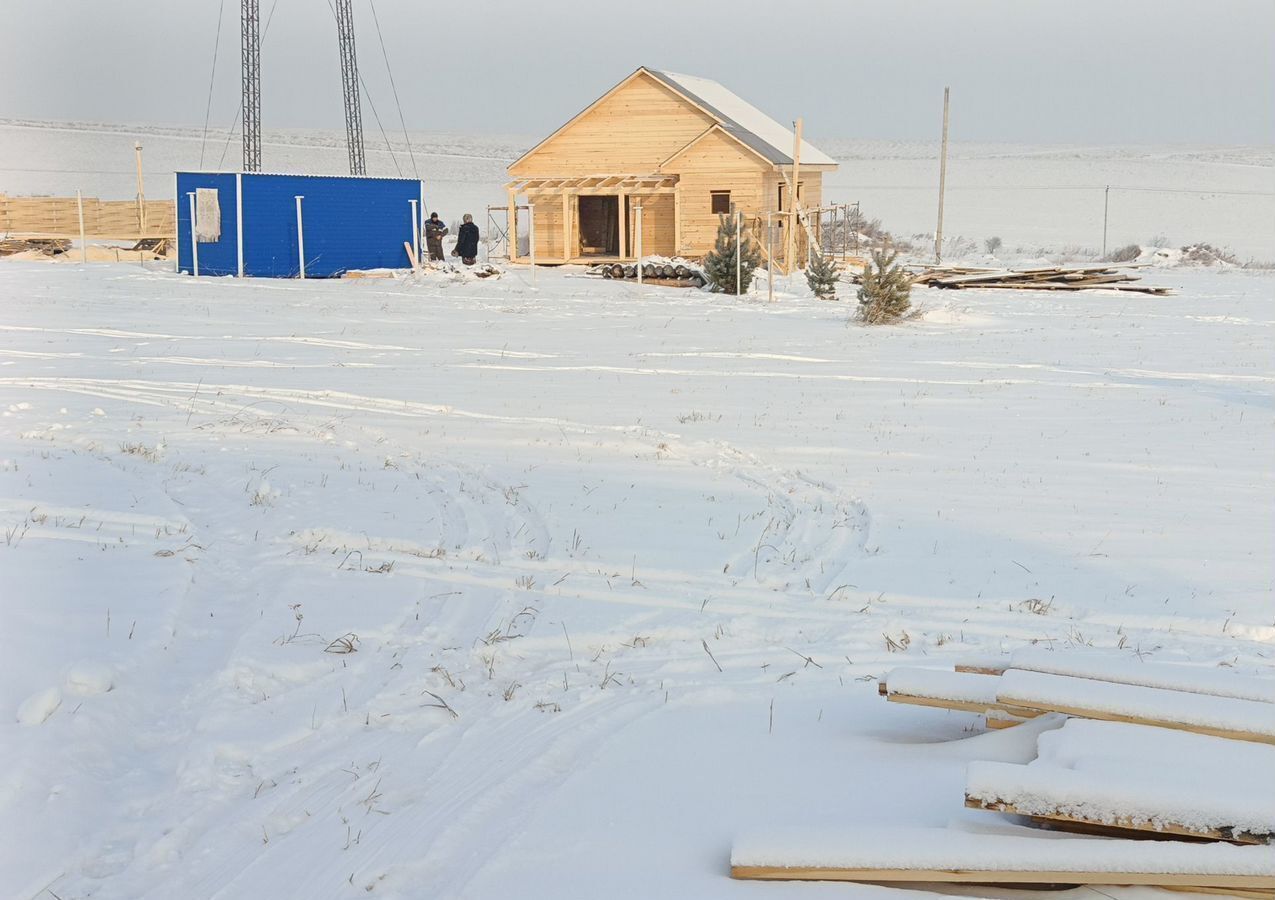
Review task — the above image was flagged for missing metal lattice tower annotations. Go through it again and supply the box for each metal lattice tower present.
[240,0,262,172]
[334,0,366,176]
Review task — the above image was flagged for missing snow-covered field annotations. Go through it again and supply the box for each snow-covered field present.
[3,119,1273,261]
[1,257,1272,899]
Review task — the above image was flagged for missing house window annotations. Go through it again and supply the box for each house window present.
[710,191,731,215]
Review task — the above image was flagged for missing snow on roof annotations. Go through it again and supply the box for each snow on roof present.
[648,70,838,168]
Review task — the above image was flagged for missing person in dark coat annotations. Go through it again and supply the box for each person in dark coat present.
[453,214,480,266]
[425,212,448,262]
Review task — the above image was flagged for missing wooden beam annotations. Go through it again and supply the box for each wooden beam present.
[731,867,1275,890]
[993,694,1275,745]
[619,193,628,259]
[562,191,571,261]
[885,690,1040,720]
[786,117,802,271]
[673,184,681,256]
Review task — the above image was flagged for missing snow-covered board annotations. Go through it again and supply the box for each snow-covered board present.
[959,650,1275,704]
[995,671,1275,744]
[881,667,1037,719]
[730,826,1275,890]
[965,759,1274,845]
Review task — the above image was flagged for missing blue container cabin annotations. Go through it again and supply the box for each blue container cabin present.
[175,171,424,278]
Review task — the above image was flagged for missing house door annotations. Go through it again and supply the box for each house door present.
[577,195,619,257]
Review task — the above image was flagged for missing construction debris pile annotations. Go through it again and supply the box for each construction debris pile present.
[588,257,707,288]
[732,648,1275,895]
[0,238,70,259]
[909,263,1172,295]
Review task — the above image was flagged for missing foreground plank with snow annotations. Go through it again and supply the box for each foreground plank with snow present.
[731,826,1275,888]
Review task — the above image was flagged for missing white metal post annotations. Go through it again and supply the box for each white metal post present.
[294,195,306,279]
[187,192,199,276]
[235,173,245,277]
[528,202,536,286]
[735,209,742,295]
[409,199,420,266]
[76,189,87,264]
[635,204,643,284]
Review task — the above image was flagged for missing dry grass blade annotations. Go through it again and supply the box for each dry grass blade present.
[421,689,458,719]
[324,633,360,654]
[702,639,723,672]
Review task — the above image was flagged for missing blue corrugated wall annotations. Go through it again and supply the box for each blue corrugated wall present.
[176,172,422,278]
[176,173,239,276]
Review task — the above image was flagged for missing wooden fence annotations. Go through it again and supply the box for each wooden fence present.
[0,194,176,240]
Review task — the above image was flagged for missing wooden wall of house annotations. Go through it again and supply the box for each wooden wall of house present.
[628,194,675,258]
[665,130,769,257]
[530,199,565,260]
[510,73,715,177]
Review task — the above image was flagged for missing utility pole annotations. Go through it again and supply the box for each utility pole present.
[935,86,950,264]
[134,142,146,234]
[334,0,366,176]
[1102,185,1110,258]
[241,0,262,172]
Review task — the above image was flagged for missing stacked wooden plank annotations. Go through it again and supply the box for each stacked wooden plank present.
[909,263,1171,295]
[734,650,1275,895]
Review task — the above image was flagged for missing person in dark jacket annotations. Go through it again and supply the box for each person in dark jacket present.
[425,212,448,262]
[453,214,480,266]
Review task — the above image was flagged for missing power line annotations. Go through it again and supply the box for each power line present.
[199,0,227,168]
[368,0,418,179]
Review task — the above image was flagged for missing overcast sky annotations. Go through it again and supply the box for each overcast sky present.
[2,0,1273,145]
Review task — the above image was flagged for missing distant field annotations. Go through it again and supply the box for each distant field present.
[2,119,1272,259]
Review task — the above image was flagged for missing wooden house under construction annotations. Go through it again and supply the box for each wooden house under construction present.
[505,67,838,270]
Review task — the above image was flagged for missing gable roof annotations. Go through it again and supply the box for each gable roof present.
[658,124,775,171]
[508,67,838,173]
[646,69,838,168]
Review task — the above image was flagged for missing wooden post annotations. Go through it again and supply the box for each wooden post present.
[562,191,571,263]
[409,199,420,266]
[619,193,628,259]
[76,189,87,264]
[294,195,305,279]
[935,86,950,264]
[635,203,643,284]
[735,208,742,295]
[528,201,536,286]
[186,191,199,276]
[786,118,802,275]
[134,142,146,235]
[672,185,681,258]
[1102,185,1110,259]
[767,211,774,303]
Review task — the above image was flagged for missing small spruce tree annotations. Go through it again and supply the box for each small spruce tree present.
[703,214,761,295]
[856,247,912,324]
[805,249,840,300]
